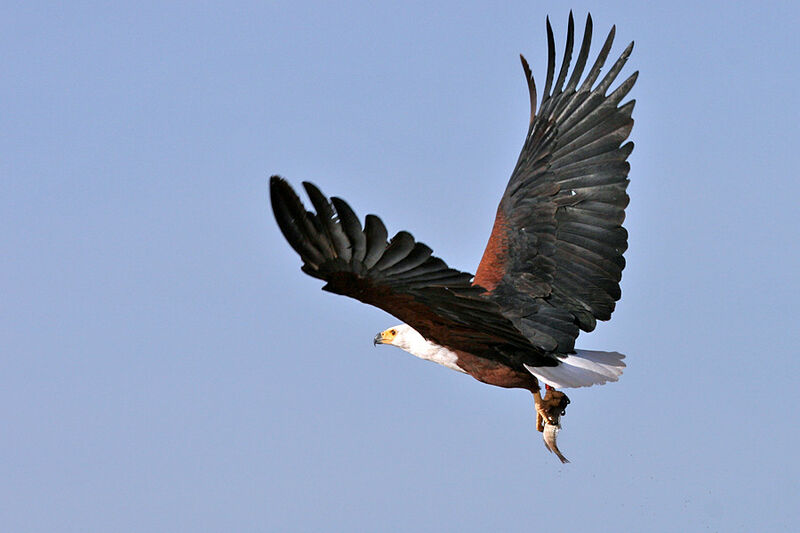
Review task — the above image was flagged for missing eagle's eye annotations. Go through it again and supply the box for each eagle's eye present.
[390,329,396,336]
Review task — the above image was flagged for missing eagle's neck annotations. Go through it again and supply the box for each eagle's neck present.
[390,324,466,374]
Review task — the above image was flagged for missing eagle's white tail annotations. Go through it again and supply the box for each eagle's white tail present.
[524,350,626,389]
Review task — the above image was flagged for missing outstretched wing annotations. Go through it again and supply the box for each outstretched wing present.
[270,177,553,366]
[474,13,637,354]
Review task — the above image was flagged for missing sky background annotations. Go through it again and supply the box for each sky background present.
[2,1,799,531]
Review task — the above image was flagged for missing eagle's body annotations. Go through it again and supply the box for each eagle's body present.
[376,323,624,390]
[380,324,535,386]
[270,13,636,462]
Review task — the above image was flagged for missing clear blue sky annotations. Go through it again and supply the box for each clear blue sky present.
[3,1,799,531]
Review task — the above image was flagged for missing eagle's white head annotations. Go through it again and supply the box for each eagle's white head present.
[373,324,465,373]
[373,324,423,351]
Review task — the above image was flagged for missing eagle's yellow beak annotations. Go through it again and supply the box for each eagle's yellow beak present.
[373,328,398,346]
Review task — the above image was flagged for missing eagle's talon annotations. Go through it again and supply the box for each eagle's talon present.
[534,388,570,431]
[544,389,570,423]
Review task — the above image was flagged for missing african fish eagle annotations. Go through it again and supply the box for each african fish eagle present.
[270,13,636,463]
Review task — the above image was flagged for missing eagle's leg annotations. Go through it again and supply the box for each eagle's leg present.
[533,384,570,432]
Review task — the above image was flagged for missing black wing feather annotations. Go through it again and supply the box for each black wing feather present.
[553,12,574,96]
[362,214,388,269]
[565,14,592,93]
[330,197,366,263]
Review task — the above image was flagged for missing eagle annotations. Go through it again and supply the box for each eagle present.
[270,13,636,463]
